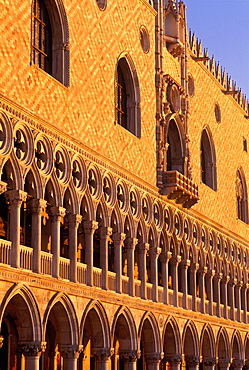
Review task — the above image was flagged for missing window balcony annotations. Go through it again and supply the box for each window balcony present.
[162,170,199,208]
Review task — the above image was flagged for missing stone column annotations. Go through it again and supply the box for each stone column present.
[213,273,222,317]
[50,206,66,278]
[218,358,230,370]
[30,199,47,273]
[221,276,230,319]
[179,259,190,309]
[68,214,82,282]
[159,251,172,304]
[99,226,112,290]
[138,243,150,299]
[83,220,98,286]
[185,355,200,370]
[198,266,207,313]
[20,342,46,370]
[241,283,248,323]
[149,247,162,302]
[125,238,138,297]
[228,278,237,320]
[232,359,244,370]
[145,352,163,370]
[112,232,126,294]
[206,270,215,315]
[235,281,243,322]
[202,357,216,370]
[59,345,83,370]
[119,350,141,370]
[5,190,27,268]
[169,255,181,307]
[164,354,182,370]
[189,263,199,311]
[92,348,114,370]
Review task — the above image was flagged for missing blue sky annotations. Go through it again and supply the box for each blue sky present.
[184,0,249,98]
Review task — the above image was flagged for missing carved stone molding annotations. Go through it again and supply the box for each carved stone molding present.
[92,348,114,361]
[185,355,200,367]
[203,357,217,367]
[19,341,46,357]
[59,345,83,359]
[232,359,244,369]
[218,358,231,368]
[145,352,164,363]
[164,354,182,364]
[119,350,141,362]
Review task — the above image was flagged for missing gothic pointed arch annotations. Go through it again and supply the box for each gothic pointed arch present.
[236,167,248,223]
[216,327,230,361]
[115,52,141,137]
[111,306,138,350]
[31,0,70,86]
[163,316,182,359]
[200,324,215,362]
[231,330,244,361]
[182,320,200,358]
[165,115,186,174]
[200,127,217,190]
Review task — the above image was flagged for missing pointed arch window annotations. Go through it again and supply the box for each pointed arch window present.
[31,0,69,86]
[200,128,217,190]
[236,169,248,223]
[115,56,141,137]
[166,119,185,174]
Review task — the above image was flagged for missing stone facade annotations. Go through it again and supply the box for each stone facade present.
[0,0,249,369]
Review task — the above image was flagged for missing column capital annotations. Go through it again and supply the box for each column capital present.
[59,344,83,359]
[83,220,98,234]
[119,350,141,362]
[189,263,199,272]
[138,242,150,254]
[185,355,200,367]
[0,181,7,194]
[206,269,215,279]
[218,358,231,368]
[198,266,208,276]
[236,281,244,289]
[5,189,27,205]
[19,341,46,356]
[68,213,82,226]
[100,226,112,239]
[30,198,47,215]
[232,359,244,368]
[112,232,126,243]
[228,278,237,287]
[179,259,191,268]
[145,352,164,364]
[125,237,138,250]
[244,359,249,369]
[50,206,66,221]
[242,283,249,290]
[149,246,162,256]
[0,335,4,349]
[203,357,217,366]
[164,354,182,364]
[92,347,114,360]
[170,255,181,265]
[214,272,223,281]
[160,251,172,262]
[221,275,230,284]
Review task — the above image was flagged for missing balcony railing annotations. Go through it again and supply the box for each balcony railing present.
[20,245,33,270]
[162,170,199,208]
[77,262,87,284]
[0,239,11,265]
[59,257,70,280]
[41,251,52,275]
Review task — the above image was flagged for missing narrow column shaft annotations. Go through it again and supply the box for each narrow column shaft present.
[100,227,112,290]
[160,251,172,304]
[50,206,66,278]
[179,259,190,309]
[125,238,138,297]
[68,214,82,283]
[221,276,230,319]
[84,220,98,286]
[149,247,162,302]
[120,350,140,370]
[92,348,113,370]
[241,284,248,323]
[170,255,181,307]
[138,243,150,299]
[5,190,27,268]
[198,267,207,313]
[206,270,215,315]
[189,263,199,311]
[235,281,243,322]
[213,273,222,317]
[112,232,126,293]
[59,345,83,370]
[228,278,237,320]
[30,199,47,274]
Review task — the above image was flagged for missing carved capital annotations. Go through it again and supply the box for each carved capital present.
[206,269,215,279]
[214,272,223,281]
[186,355,200,366]
[5,189,27,207]
[179,259,191,269]
[203,357,217,366]
[59,345,83,359]
[125,237,138,250]
[112,232,126,244]
[198,266,208,276]
[50,206,66,222]
[228,278,237,287]
[0,181,7,194]
[68,214,82,227]
[0,335,4,349]
[160,251,172,263]
[145,352,164,363]
[189,263,199,272]
[149,246,162,257]
[232,359,244,369]
[218,358,230,368]
[30,198,47,215]
[170,255,181,266]
[100,226,112,240]
[138,242,150,254]
[83,220,99,234]
[19,341,46,357]
[244,359,249,369]
[119,350,141,362]
[92,348,114,361]
[221,275,230,284]
[165,354,182,364]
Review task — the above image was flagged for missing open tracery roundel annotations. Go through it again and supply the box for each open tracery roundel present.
[13,124,34,166]
[72,156,87,193]
[35,135,53,175]
[0,112,12,157]
[54,146,70,184]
